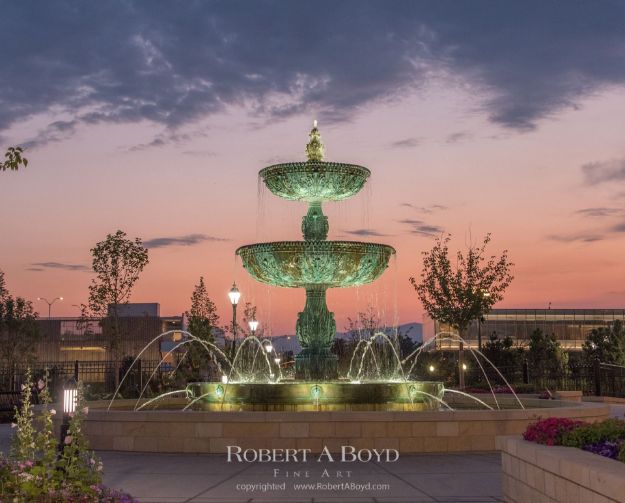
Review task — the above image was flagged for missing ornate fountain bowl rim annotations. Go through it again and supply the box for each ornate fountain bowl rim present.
[259,161,371,202]
[236,240,396,288]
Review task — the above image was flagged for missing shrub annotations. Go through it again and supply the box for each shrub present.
[561,418,625,449]
[0,370,138,502]
[523,416,625,463]
[523,417,585,446]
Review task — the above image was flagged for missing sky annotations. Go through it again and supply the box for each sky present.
[1,1,625,335]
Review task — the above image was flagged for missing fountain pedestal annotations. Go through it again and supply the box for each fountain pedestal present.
[295,287,338,380]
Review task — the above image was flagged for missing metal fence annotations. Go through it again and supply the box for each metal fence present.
[0,360,167,400]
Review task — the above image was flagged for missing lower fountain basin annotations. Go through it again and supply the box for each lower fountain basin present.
[236,241,396,288]
[185,381,445,411]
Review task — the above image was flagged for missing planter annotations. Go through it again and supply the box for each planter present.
[497,435,625,502]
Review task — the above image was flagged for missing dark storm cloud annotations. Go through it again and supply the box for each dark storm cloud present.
[29,262,90,272]
[3,1,625,147]
[398,218,443,236]
[144,234,227,249]
[582,159,625,185]
[344,229,388,237]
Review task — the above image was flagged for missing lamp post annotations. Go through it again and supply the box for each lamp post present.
[60,377,77,451]
[37,296,63,319]
[248,319,259,337]
[228,283,241,359]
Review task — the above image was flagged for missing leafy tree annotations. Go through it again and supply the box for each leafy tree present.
[526,328,568,382]
[87,230,149,365]
[187,277,219,341]
[1,146,28,171]
[181,277,220,380]
[482,332,524,369]
[410,233,514,387]
[582,320,625,365]
[0,270,40,380]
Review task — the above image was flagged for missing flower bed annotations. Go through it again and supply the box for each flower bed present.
[0,370,137,502]
[523,416,625,462]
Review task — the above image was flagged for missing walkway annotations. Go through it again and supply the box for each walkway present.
[100,450,503,503]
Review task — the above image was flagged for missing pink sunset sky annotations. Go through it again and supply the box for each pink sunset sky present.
[1,2,625,335]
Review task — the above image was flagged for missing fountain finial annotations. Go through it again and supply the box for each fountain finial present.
[306,120,324,161]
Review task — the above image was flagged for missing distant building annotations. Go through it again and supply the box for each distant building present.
[35,303,182,362]
[423,309,625,351]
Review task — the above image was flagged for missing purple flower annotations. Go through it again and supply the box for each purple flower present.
[583,439,624,460]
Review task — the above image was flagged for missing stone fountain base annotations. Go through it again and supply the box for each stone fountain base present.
[186,381,445,412]
[294,348,338,380]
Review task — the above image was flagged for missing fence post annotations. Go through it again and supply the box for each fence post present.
[74,360,79,380]
[593,358,602,397]
[137,358,142,394]
[522,360,529,385]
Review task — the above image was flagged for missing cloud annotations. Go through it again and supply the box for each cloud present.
[3,1,625,146]
[582,159,625,185]
[344,229,388,237]
[401,203,447,213]
[28,262,90,272]
[612,221,625,233]
[390,137,421,148]
[398,218,444,236]
[576,207,624,218]
[144,233,227,249]
[547,233,604,243]
[445,131,471,144]
[22,120,79,149]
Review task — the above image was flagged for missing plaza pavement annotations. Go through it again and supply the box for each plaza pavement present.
[0,404,623,503]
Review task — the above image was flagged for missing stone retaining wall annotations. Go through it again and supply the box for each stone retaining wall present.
[78,400,609,454]
[497,436,625,503]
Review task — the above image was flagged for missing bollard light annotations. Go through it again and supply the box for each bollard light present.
[63,377,78,415]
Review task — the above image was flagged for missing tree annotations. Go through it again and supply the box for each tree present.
[87,230,149,364]
[0,270,40,384]
[410,233,514,388]
[345,306,380,341]
[181,277,220,380]
[481,332,525,382]
[526,328,568,385]
[1,146,28,171]
[582,320,625,365]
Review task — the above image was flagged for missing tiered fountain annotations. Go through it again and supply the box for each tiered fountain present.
[237,122,394,380]
[183,124,444,410]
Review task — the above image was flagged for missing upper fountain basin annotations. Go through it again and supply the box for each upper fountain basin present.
[260,162,370,202]
[236,241,395,288]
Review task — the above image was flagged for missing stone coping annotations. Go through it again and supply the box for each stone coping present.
[88,398,609,422]
[497,435,625,502]
[76,399,610,454]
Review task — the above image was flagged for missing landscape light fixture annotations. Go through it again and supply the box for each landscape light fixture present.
[248,319,259,335]
[428,365,435,373]
[59,377,77,451]
[265,343,273,353]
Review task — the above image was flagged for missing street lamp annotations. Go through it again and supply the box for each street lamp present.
[228,283,241,359]
[248,319,259,337]
[37,296,63,319]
